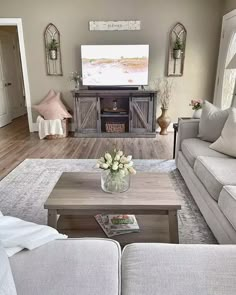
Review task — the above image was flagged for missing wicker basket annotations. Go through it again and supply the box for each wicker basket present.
[105,122,125,133]
[45,119,69,139]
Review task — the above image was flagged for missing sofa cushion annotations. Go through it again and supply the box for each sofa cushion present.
[219,186,236,231]
[122,243,236,295]
[194,157,236,201]
[181,138,229,168]
[10,238,121,295]
[0,244,17,295]
[210,108,236,158]
[198,100,230,142]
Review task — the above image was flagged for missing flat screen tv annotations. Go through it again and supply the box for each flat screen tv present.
[81,45,149,87]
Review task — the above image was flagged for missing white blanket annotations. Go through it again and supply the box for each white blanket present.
[37,115,63,139]
[0,215,67,257]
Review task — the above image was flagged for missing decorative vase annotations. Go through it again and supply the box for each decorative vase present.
[192,109,202,119]
[101,170,130,193]
[157,108,171,135]
[173,49,182,59]
[49,49,57,60]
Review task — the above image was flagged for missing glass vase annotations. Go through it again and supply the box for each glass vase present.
[101,170,130,193]
[74,80,80,90]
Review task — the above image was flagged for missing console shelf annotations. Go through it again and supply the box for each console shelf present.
[72,89,157,138]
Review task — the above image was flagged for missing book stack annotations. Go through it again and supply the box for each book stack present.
[95,214,140,237]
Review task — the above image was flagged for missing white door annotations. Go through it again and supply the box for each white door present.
[0,33,26,119]
[214,10,236,109]
[0,39,11,127]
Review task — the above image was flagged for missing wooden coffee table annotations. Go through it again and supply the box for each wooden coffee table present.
[44,172,181,244]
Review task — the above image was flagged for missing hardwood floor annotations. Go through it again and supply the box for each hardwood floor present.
[0,115,174,179]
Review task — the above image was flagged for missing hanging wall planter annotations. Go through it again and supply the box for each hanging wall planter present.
[167,23,187,76]
[44,23,63,76]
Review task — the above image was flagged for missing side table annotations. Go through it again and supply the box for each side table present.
[173,123,178,159]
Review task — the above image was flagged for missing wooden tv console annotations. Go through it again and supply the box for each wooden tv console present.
[72,89,157,138]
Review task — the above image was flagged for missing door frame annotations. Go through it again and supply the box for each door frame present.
[214,9,236,108]
[0,18,32,131]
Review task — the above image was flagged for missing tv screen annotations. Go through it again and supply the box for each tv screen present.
[81,45,149,86]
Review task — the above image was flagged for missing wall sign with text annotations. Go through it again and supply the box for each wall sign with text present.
[89,21,141,31]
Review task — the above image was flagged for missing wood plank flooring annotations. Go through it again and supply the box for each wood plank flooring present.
[0,115,174,179]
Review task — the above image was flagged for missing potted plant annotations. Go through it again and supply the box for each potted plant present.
[189,99,203,118]
[173,37,184,59]
[48,38,59,60]
[156,78,173,135]
[70,71,82,90]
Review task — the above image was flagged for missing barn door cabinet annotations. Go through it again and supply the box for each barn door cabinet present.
[73,90,157,138]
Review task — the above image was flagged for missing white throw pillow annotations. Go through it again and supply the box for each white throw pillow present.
[198,101,230,142]
[0,244,17,295]
[210,108,236,158]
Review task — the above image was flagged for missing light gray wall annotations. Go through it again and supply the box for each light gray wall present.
[224,0,236,14]
[0,0,223,123]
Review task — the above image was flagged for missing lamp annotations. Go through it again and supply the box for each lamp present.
[226,53,236,107]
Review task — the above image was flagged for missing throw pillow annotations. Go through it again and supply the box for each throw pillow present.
[198,101,230,142]
[210,108,236,158]
[0,244,17,295]
[33,92,72,120]
[41,89,56,103]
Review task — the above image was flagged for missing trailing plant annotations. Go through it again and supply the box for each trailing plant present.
[173,37,184,51]
[47,38,59,51]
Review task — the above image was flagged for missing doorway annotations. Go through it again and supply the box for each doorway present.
[214,9,236,109]
[0,26,26,127]
[0,19,32,131]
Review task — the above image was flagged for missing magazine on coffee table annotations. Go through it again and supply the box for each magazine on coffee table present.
[95,214,140,237]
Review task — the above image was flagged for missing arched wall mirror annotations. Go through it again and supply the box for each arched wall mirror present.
[44,23,63,76]
[221,33,236,109]
[167,22,187,77]
[214,10,236,109]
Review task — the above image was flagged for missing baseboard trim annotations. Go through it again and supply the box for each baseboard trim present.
[32,123,173,133]
[32,122,75,132]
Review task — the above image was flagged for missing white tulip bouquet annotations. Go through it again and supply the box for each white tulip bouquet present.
[96,149,136,176]
[96,149,136,193]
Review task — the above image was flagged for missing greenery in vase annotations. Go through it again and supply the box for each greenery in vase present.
[173,37,184,51]
[96,149,136,176]
[189,99,203,110]
[70,71,82,85]
[47,38,59,51]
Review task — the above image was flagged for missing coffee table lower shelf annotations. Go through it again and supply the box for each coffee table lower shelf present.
[57,215,176,247]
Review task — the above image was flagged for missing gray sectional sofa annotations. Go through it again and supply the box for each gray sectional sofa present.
[176,118,236,244]
[2,238,236,295]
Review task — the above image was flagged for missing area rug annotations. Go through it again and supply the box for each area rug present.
[0,159,217,244]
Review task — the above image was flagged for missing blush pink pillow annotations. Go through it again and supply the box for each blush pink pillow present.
[33,92,72,120]
[41,89,56,103]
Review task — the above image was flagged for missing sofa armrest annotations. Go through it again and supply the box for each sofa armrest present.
[175,119,200,162]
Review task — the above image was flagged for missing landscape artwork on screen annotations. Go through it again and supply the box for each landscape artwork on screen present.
[81,45,149,86]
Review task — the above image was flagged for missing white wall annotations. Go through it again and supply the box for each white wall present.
[0,0,223,124]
